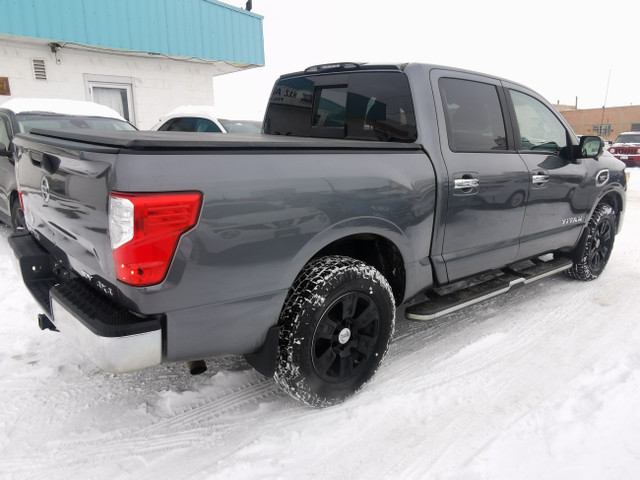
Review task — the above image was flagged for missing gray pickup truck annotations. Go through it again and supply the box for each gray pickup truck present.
[9,63,627,407]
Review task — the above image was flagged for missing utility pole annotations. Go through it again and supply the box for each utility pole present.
[600,69,612,133]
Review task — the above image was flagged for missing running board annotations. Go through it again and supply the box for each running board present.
[405,256,573,321]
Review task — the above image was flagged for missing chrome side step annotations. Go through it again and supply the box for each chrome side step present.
[405,256,573,321]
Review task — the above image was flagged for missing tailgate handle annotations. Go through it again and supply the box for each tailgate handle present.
[42,153,61,174]
[30,152,60,174]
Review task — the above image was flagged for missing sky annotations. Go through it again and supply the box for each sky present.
[214,0,640,120]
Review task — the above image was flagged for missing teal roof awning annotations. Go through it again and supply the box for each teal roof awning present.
[0,0,264,66]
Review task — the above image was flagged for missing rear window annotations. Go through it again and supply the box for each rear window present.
[16,114,136,133]
[263,71,417,142]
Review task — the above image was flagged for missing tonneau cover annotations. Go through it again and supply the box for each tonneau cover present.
[19,129,422,151]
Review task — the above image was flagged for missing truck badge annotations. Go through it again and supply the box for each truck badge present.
[41,177,50,203]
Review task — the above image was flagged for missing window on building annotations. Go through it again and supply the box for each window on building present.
[439,77,508,152]
[84,74,136,125]
[593,124,611,136]
[631,123,640,131]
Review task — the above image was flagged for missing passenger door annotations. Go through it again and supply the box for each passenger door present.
[434,72,529,281]
[504,85,590,259]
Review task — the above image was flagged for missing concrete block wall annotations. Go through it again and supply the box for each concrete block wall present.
[0,36,237,129]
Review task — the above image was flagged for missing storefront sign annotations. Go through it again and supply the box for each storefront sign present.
[0,77,10,96]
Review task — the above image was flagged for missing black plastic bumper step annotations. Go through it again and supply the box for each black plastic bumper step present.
[50,279,162,337]
[406,256,573,321]
[8,233,56,313]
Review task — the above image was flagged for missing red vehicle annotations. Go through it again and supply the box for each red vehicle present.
[608,132,640,166]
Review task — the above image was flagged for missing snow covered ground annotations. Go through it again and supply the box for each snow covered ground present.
[1,176,639,480]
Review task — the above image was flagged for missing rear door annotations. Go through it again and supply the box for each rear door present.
[503,84,590,259]
[432,71,529,282]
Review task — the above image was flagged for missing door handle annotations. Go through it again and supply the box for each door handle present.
[454,178,480,189]
[532,174,549,184]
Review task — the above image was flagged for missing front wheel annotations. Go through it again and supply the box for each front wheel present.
[566,203,616,281]
[274,256,395,407]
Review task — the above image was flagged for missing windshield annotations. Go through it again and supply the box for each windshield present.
[16,113,137,133]
[219,119,262,134]
[614,134,640,144]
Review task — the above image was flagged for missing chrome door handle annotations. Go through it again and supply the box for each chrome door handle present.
[454,178,480,189]
[532,174,549,184]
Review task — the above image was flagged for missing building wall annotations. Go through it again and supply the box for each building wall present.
[0,36,237,129]
[559,105,640,141]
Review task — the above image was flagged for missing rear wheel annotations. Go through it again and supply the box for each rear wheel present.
[274,256,395,407]
[566,203,616,281]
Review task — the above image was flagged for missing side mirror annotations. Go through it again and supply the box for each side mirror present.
[0,142,9,158]
[574,135,603,159]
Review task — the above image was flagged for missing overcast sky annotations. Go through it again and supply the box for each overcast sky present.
[214,0,639,120]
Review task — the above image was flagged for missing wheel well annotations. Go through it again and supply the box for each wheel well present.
[313,234,406,303]
[599,192,623,231]
[9,190,19,208]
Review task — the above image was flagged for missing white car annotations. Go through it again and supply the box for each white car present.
[151,105,262,133]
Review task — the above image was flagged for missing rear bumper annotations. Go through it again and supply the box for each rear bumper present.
[9,232,163,373]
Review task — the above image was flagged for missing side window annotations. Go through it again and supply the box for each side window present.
[158,117,221,133]
[509,90,568,153]
[0,116,11,152]
[439,78,508,152]
[194,119,222,133]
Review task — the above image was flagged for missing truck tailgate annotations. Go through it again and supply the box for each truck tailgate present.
[15,132,120,285]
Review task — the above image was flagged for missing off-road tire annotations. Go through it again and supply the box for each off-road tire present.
[274,256,395,407]
[566,203,616,281]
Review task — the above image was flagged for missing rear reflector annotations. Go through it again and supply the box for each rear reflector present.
[109,191,202,286]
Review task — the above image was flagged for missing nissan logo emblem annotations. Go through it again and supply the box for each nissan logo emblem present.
[41,177,50,203]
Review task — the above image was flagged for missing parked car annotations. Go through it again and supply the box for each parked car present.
[0,98,136,231]
[607,131,640,166]
[9,63,626,408]
[151,105,262,133]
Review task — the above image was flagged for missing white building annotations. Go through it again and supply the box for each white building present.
[0,0,264,129]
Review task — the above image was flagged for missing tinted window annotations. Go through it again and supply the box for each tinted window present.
[439,78,507,152]
[219,119,262,134]
[264,71,417,142]
[158,117,222,133]
[313,86,347,128]
[509,90,568,153]
[0,115,10,148]
[15,114,136,133]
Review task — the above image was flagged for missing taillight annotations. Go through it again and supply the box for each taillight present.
[109,191,202,286]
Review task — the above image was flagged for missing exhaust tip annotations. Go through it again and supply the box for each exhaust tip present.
[186,360,207,375]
